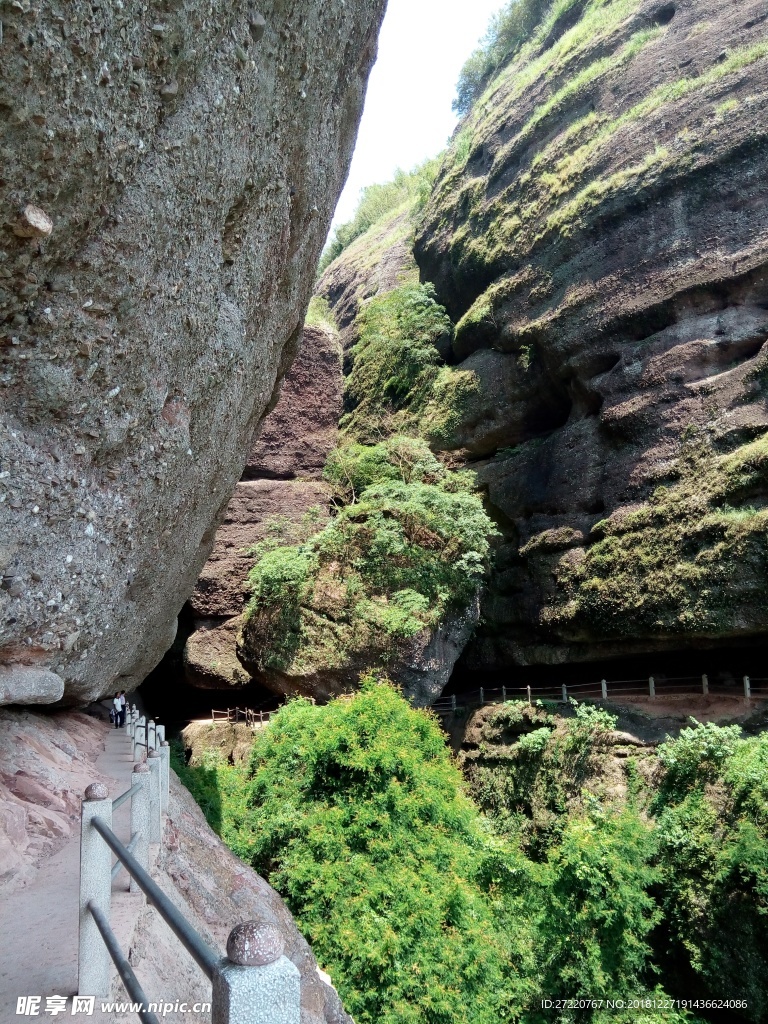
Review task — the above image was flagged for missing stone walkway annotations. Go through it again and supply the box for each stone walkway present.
[0,727,137,1023]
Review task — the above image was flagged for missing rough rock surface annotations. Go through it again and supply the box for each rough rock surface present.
[0,708,108,891]
[316,207,419,353]
[183,324,342,689]
[0,0,386,705]
[0,708,353,1022]
[410,0,768,668]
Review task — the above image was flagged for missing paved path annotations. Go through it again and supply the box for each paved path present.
[0,727,136,1023]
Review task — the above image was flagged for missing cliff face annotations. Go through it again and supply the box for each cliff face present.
[184,324,342,690]
[411,0,768,668]
[0,0,386,706]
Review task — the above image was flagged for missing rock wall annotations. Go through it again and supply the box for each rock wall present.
[184,323,342,689]
[0,0,386,706]
[0,707,353,1023]
[411,0,768,668]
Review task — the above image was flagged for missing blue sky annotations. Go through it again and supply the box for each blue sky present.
[331,0,504,229]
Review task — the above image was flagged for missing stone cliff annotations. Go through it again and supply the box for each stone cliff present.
[183,323,342,691]
[320,0,768,676]
[0,0,386,706]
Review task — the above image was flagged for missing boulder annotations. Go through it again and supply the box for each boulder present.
[0,0,386,704]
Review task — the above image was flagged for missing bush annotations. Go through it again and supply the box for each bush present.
[657,720,742,794]
[454,0,557,115]
[238,680,524,1024]
[244,473,497,674]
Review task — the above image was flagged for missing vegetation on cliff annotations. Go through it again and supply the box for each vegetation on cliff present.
[241,437,496,679]
[548,430,768,638]
[174,683,768,1023]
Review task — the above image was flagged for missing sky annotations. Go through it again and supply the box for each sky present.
[331,0,505,231]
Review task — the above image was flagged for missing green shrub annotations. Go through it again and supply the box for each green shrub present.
[454,0,560,115]
[238,680,525,1024]
[243,474,497,675]
[657,720,742,794]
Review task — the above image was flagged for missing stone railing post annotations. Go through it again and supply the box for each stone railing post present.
[134,723,146,763]
[649,676,656,699]
[702,674,709,696]
[147,750,162,844]
[159,741,170,814]
[147,719,156,751]
[212,923,300,1024]
[156,723,166,745]
[601,679,608,700]
[127,709,134,739]
[130,763,150,897]
[78,783,112,997]
[561,684,567,703]
[744,675,751,701]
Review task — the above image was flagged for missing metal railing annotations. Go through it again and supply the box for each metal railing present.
[79,705,300,1023]
[210,706,274,728]
[430,674,763,713]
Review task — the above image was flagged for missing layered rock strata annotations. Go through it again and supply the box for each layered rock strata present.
[184,324,342,689]
[408,0,768,667]
[0,0,386,705]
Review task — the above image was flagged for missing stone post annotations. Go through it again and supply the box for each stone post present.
[561,684,567,703]
[159,741,170,814]
[127,709,134,739]
[212,923,300,1024]
[744,675,751,701]
[130,763,150,897]
[133,723,146,763]
[649,676,656,699]
[502,686,506,701]
[147,750,162,844]
[702,674,709,696]
[78,783,112,997]
[147,719,156,751]
[601,679,608,700]
[451,694,456,712]
[526,685,531,705]
[479,687,484,705]
[156,723,166,745]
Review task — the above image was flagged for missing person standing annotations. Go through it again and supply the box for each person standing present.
[112,692,121,729]
[118,690,127,728]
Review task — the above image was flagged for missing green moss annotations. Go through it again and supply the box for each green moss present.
[546,431,768,637]
[243,441,497,677]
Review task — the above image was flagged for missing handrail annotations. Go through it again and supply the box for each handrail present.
[110,832,139,881]
[113,781,144,811]
[91,815,220,979]
[87,901,160,1024]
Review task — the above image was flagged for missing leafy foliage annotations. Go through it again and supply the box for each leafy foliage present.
[319,158,441,275]
[232,680,523,1024]
[454,0,561,115]
[243,446,496,674]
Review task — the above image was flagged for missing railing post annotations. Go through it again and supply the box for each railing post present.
[147,720,156,751]
[526,685,531,705]
[649,676,656,699]
[451,694,457,712]
[480,687,484,705]
[561,684,567,703]
[79,783,112,997]
[502,686,506,701]
[213,923,300,1024]
[133,723,146,763]
[601,679,607,700]
[156,723,166,745]
[744,675,751,701]
[127,709,134,739]
[159,741,170,814]
[130,763,150,897]
[702,674,709,695]
[147,750,162,844]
